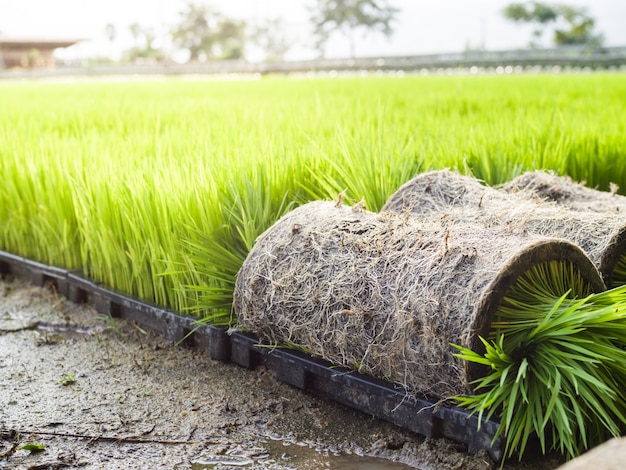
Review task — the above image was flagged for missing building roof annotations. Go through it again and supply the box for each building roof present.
[0,38,82,48]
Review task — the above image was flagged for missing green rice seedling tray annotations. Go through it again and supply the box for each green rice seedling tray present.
[0,250,504,461]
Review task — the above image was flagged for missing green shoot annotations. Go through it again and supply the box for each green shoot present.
[454,261,626,461]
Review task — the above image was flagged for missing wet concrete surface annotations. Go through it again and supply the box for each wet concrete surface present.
[0,278,564,469]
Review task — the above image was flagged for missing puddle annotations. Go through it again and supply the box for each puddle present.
[34,322,98,344]
[190,439,415,469]
[0,318,95,335]
[37,321,95,335]
[0,318,96,344]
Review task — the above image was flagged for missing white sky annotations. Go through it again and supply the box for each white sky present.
[1,0,625,62]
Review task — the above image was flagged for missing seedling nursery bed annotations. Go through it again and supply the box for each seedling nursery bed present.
[0,249,504,462]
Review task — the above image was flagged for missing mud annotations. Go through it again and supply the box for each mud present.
[0,278,564,469]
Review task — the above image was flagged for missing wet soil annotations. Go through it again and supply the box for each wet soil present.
[0,278,564,470]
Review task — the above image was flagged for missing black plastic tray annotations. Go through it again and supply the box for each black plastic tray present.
[0,250,503,461]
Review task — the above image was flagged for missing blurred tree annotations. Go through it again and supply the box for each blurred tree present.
[171,2,218,61]
[171,1,246,61]
[125,23,164,62]
[553,5,603,46]
[310,0,399,57]
[250,18,292,62]
[503,2,603,48]
[214,18,246,60]
[105,23,117,43]
[104,23,117,62]
[129,23,142,43]
[503,2,557,47]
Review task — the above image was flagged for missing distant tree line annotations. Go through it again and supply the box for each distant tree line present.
[103,0,399,64]
[102,0,604,65]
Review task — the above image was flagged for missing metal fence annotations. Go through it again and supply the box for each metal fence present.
[2,45,625,79]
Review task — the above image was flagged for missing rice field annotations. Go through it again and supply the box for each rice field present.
[1,73,625,323]
[3,72,626,461]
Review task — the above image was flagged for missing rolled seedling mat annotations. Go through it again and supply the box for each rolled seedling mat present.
[234,200,604,399]
[503,170,626,214]
[382,170,626,287]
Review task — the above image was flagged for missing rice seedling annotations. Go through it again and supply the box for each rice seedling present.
[454,261,626,461]
[0,75,624,318]
[299,109,426,210]
[172,167,301,325]
[612,255,626,287]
